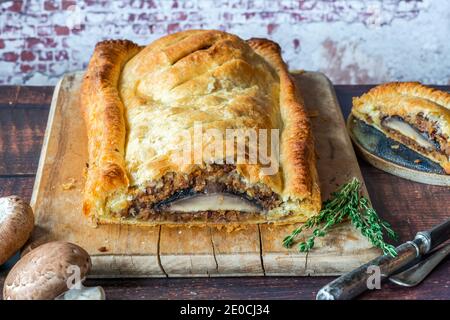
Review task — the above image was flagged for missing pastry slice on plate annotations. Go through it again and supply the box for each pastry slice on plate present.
[352,82,450,174]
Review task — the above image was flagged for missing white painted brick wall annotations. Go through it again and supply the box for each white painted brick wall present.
[0,0,449,85]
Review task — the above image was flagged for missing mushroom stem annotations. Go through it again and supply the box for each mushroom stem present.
[55,284,105,300]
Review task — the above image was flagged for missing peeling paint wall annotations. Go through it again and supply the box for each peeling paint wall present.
[0,0,449,85]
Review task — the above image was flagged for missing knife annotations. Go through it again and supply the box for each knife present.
[316,218,450,300]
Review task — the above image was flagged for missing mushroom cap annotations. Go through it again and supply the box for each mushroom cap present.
[0,196,35,265]
[3,241,92,300]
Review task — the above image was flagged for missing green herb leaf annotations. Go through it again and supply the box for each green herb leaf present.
[283,178,398,257]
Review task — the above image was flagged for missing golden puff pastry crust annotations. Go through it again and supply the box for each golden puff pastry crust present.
[352,82,450,173]
[81,30,321,227]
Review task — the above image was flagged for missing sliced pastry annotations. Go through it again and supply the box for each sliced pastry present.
[81,30,321,226]
[352,82,450,173]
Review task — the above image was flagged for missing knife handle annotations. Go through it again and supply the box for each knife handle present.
[416,218,450,252]
[316,240,422,300]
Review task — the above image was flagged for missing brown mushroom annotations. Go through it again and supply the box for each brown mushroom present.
[0,196,35,265]
[3,241,94,300]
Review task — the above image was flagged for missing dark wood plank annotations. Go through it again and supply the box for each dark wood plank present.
[0,86,50,175]
[361,161,450,240]
[15,86,53,106]
[1,258,449,300]
[0,86,19,105]
[0,85,449,300]
[81,258,448,300]
[0,176,35,201]
[0,86,53,108]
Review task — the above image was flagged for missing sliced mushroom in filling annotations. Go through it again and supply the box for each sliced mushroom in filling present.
[381,115,450,157]
[159,193,263,213]
[112,164,281,222]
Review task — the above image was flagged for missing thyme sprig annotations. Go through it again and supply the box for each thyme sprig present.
[283,178,398,257]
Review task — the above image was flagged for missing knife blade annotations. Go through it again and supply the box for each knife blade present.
[316,218,450,300]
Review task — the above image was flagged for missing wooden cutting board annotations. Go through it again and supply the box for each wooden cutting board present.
[30,71,380,278]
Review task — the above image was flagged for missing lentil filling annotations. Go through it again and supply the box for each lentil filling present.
[113,164,282,222]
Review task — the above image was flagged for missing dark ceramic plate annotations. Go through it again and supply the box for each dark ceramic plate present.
[347,114,450,186]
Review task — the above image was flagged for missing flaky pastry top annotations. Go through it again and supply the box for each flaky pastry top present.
[81,30,319,218]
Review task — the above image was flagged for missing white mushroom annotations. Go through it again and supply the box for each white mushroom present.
[3,241,103,300]
[0,196,35,266]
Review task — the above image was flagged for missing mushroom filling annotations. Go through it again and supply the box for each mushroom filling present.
[381,116,437,150]
[113,164,281,222]
[381,116,449,156]
[157,192,263,213]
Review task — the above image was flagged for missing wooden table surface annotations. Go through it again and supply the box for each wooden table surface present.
[0,84,448,300]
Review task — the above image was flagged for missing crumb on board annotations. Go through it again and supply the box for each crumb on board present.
[98,246,108,252]
[307,110,320,118]
[62,178,77,190]
[414,159,422,164]
[391,144,400,150]
[215,224,247,232]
